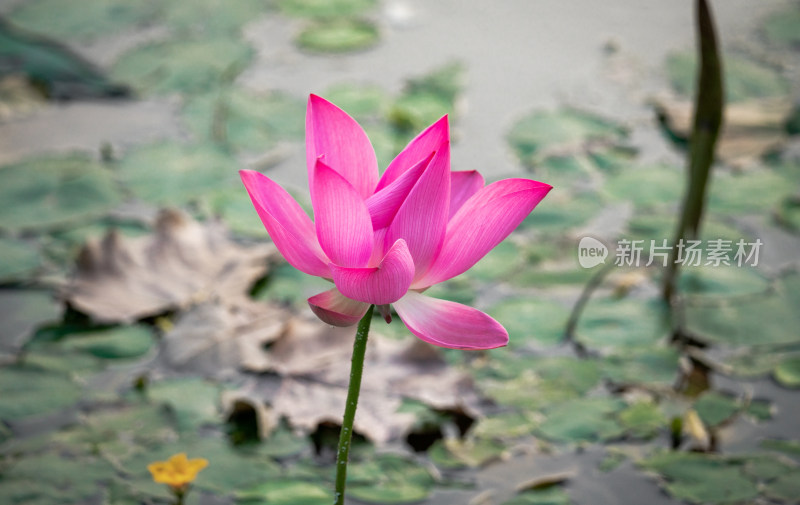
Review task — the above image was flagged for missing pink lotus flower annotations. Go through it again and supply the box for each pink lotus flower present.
[241,95,551,350]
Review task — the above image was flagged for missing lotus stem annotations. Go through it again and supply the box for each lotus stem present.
[334,304,375,505]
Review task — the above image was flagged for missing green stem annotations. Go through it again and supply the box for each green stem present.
[334,305,374,505]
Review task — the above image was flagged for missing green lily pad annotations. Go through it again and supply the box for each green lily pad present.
[666,51,790,103]
[472,411,539,439]
[500,487,571,505]
[58,325,156,359]
[575,296,669,353]
[83,402,179,449]
[507,108,626,166]
[9,0,159,42]
[763,5,800,47]
[423,276,476,306]
[708,168,794,216]
[685,273,800,347]
[0,154,122,232]
[278,0,377,18]
[602,348,680,388]
[0,238,38,282]
[536,397,625,443]
[774,357,800,388]
[347,453,435,503]
[211,188,269,238]
[742,453,797,480]
[161,0,268,36]
[618,400,665,439]
[0,290,60,355]
[641,451,759,504]
[112,37,253,95]
[296,19,379,53]
[389,62,463,137]
[181,89,304,152]
[486,297,569,347]
[760,439,800,459]
[679,264,770,298]
[775,194,800,233]
[428,437,506,469]
[148,378,221,433]
[604,164,683,210]
[519,190,604,232]
[694,391,740,428]
[252,261,332,307]
[323,83,391,121]
[123,435,281,496]
[117,142,240,204]
[0,450,116,505]
[764,470,800,502]
[0,364,81,422]
[466,240,524,281]
[236,480,329,504]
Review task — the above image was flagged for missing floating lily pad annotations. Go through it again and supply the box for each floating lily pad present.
[161,0,268,36]
[520,190,604,232]
[666,51,790,103]
[390,62,463,137]
[694,391,740,428]
[148,378,221,432]
[641,451,759,504]
[473,411,539,439]
[708,168,794,216]
[278,0,377,18]
[0,289,61,354]
[760,439,800,458]
[0,450,116,505]
[0,154,121,232]
[604,164,683,210]
[763,4,800,47]
[536,397,625,443]
[112,37,253,95]
[58,325,156,360]
[428,437,506,469]
[182,89,304,152]
[486,297,569,347]
[618,400,665,439]
[9,0,159,42]
[117,142,240,204]
[123,435,282,496]
[679,265,770,299]
[500,487,571,505]
[602,348,680,388]
[507,108,626,166]
[0,364,82,422]
[575,296,669,353]
[685,273,800,347]
[236,480,329,504]
[764,470,800,502]
[296,19,379,53]
[252,261,332,307]
[774,357,800,388]
[347,453,435,503]
[323,83,391,121]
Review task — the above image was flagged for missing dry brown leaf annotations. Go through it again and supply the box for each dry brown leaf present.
[66,209,276,323]
[271,377,415,444]
[161,298,287,375]
[236,315,484,444]
[654,95,790,167]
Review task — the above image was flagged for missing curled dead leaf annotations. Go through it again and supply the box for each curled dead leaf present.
[654,95,791,167]
[67,209,276,323]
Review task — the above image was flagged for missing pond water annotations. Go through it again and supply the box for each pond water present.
[1,1,799,504]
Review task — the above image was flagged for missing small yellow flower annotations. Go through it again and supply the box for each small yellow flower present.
[147,453,208,490]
